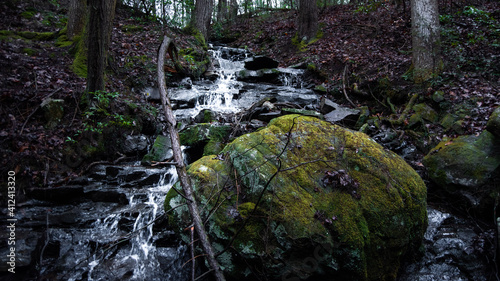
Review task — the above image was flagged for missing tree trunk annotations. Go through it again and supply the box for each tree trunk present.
[229,0,238,22]
[298,0,318,42]
[86,0,117,93]
[217,0,228,22]
[191,0,214,41]
[67,0,87,40]
[157,34,226,281]
[411,0,441,83]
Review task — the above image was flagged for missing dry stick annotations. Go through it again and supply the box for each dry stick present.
[20,87,62,134]
[342,64,357,108]
[157,34,226,281]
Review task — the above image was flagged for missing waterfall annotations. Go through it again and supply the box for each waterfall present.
[194,48,244,113]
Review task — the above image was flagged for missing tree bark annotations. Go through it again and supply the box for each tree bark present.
[87,0,117,93]
[67,0,87,40]
[298,0,318,42]
[229,0,238,22]
[411,0,441,83]
[217,0,229,22]
[157,34,226,281]
[191,0,214,41]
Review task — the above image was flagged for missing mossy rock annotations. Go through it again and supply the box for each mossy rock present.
[486,106,500,138]
[141,135,173,165]
[423,130,500,189]
[179,123,231,156]
[165,115,427,280]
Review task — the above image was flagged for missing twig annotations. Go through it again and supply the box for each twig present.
[342,64,357,108]
[20,87,62,134]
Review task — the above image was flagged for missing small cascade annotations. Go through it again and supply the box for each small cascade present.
[79,165,186,281]
[194,48,245,113]
[278,68,305,88]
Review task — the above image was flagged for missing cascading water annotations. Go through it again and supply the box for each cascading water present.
[193,48,245,112]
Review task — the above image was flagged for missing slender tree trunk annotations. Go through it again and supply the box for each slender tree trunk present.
[67,0,87,40]
[87,0,117,93]
[411,0,441,83]
[298,0,318,42]
[157,34,226,281]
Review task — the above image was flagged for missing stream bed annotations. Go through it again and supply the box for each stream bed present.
[0,46,495,281]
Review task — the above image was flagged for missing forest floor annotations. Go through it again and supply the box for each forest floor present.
[0,1,499,190]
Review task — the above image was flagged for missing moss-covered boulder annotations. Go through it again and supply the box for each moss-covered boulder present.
[423,130,500,215]
[486,106,500,138]
[423,131,500,189]
[165,115,427,281]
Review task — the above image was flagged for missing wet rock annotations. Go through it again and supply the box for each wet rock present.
[424,130,500,189]
[179,123,231,157]
[244,55,279,70]
[486,106,500,137]
[166,115,427,281]
[85,189,128,204]
[27,185,84,204]
[193,109,216,123]
[324,106,360,124]
[281,107,323,119]
[423,130,500,216]
[236,68,281,84]
[319,97,338,114]
[141,135,173,165]
[398,208,494,281]
[121,134,148,155]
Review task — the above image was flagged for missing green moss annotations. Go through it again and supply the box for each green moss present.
[22,47,38,56]
[166,115,427,280]
[71,35,87,78]
[21,10,36,19]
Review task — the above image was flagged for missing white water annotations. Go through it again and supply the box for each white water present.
[69,165,187,281]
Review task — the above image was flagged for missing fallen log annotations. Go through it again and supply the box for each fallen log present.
[157,34,226,281]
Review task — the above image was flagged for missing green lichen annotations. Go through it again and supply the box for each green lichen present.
[166,115,427,280]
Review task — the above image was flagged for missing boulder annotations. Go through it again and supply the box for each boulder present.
[165,115,427,280]
[486,106,500,138]
[423,130,500,215]
[244,55,279,70]
[423,131,500,189]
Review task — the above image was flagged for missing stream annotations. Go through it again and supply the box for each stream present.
[1,46,494,281]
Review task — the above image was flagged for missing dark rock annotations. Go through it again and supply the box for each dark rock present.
[27,185,84,204]
[136,173,162,186]
[85,190,128,204]
[106,166,123,178]
[320,98,338,114]
[255,111,282,122]
[193,109,216,123]
[244,55,279,70]
[236,68,281,84]
[121,135,148,155]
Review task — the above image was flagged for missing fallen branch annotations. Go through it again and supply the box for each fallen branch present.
[342,64,357,108]
[157,34,226,281]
